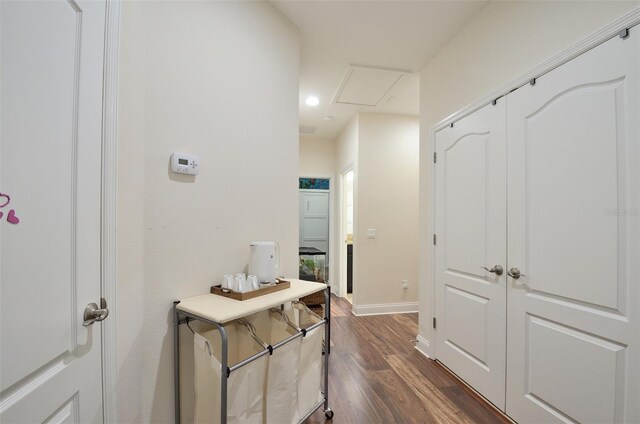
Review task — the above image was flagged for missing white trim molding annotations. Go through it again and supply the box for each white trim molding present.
[352,302,418,316]
[101,0,121,422]
[424,7,640,362]
[415,335,431,358]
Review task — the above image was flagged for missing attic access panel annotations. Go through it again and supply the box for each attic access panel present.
[332,65,409,107]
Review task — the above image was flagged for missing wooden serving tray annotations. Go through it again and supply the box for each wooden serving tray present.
[210,279,290,301]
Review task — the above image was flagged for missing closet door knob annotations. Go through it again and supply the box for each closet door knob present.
[507,267,525,279]
[83,300,109,326]
[481,265,503,276]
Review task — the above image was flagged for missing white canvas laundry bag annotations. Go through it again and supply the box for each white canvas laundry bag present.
[194,323,267,424]
[292,304,324,418]
[261,312,301,424]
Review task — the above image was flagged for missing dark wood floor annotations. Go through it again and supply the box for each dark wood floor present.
[306,296,510,424]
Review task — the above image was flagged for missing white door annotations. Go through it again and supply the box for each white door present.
[339,169,353,298]
[506,31,639,423]
[1,1,107,422]
[434,101,507,410]
[299,190,330,258]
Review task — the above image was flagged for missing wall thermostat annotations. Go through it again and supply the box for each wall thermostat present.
[171,152,200,175]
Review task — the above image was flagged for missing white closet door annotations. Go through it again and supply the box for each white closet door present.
[299,190,330,256]
[506,31,639,424]
[434,101,507,410]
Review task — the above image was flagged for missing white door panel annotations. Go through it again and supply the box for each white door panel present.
[304,193,329,217]
[302,218,329,239]
[435,101,507,410]
[300,190,330,259]
[1,0,78,388]
[506,31,639,424]
[1,0,106,422]
[45,396,80,424]
[444,133,487,275]
[525,315,624,424]
[519,82,621,309]
[444,286,490,366]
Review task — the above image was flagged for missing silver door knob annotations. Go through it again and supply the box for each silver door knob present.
[481,265,503,276]
[83,300,109,326]
[507,267,525,279]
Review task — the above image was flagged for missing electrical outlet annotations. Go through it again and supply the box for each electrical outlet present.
[367,229,377,239]
[402,279,408,289]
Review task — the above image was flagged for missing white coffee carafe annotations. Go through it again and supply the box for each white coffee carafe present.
[248,242,280,283]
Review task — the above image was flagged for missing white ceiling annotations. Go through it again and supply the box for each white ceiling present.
[270,0,490,140]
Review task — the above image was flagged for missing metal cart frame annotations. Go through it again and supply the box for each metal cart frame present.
[172,286,333,424]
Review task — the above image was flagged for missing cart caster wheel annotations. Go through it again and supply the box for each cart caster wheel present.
[324,409,334,420]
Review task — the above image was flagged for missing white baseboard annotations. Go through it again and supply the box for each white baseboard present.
[351,302,418,316]
[415,335,432,358]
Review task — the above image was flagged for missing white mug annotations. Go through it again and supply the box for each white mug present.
[247,275,259,291]
[222,274,234,290]
[234,273,247,292]
[232,276,242,293]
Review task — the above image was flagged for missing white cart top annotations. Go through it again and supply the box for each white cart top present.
[176,278,327,324]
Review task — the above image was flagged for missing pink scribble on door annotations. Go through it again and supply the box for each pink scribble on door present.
[7,210,19,224]
[0,192,20,225]
[0,193,9,208]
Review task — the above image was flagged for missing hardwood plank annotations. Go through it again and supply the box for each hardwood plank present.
[384,354,474,424]
[439,385,511,424]
[305,295,508,424]
[359,368,431,424]
[434,362,513,424]
[329,298,350,317]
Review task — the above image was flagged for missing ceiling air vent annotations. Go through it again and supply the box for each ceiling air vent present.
[299,125,317,134]
[332,65,410,107]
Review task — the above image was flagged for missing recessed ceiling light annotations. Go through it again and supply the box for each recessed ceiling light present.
[305,96,320,107]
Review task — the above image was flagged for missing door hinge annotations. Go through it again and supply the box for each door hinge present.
[433,234,437,245]
[433,152,437,163]
[433,317,437,329]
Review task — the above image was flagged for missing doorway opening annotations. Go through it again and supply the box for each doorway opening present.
[340,169,354,304]
[298,178,330,286]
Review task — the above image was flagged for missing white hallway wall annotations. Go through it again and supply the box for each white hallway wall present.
[299,138,337,285]
[299,138,336,177]
[333,113,419,311]
[418,0,639,353]
[355,113,419,313]
[117,1,299,422]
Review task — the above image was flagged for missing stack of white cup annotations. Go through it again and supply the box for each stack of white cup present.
[222,273,259,293]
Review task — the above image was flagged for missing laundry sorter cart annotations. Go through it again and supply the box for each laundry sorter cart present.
[173,278,333,424]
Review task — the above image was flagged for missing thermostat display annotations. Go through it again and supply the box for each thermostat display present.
[171,152,200,175]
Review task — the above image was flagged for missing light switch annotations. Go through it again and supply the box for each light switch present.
[367,229,376,239]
